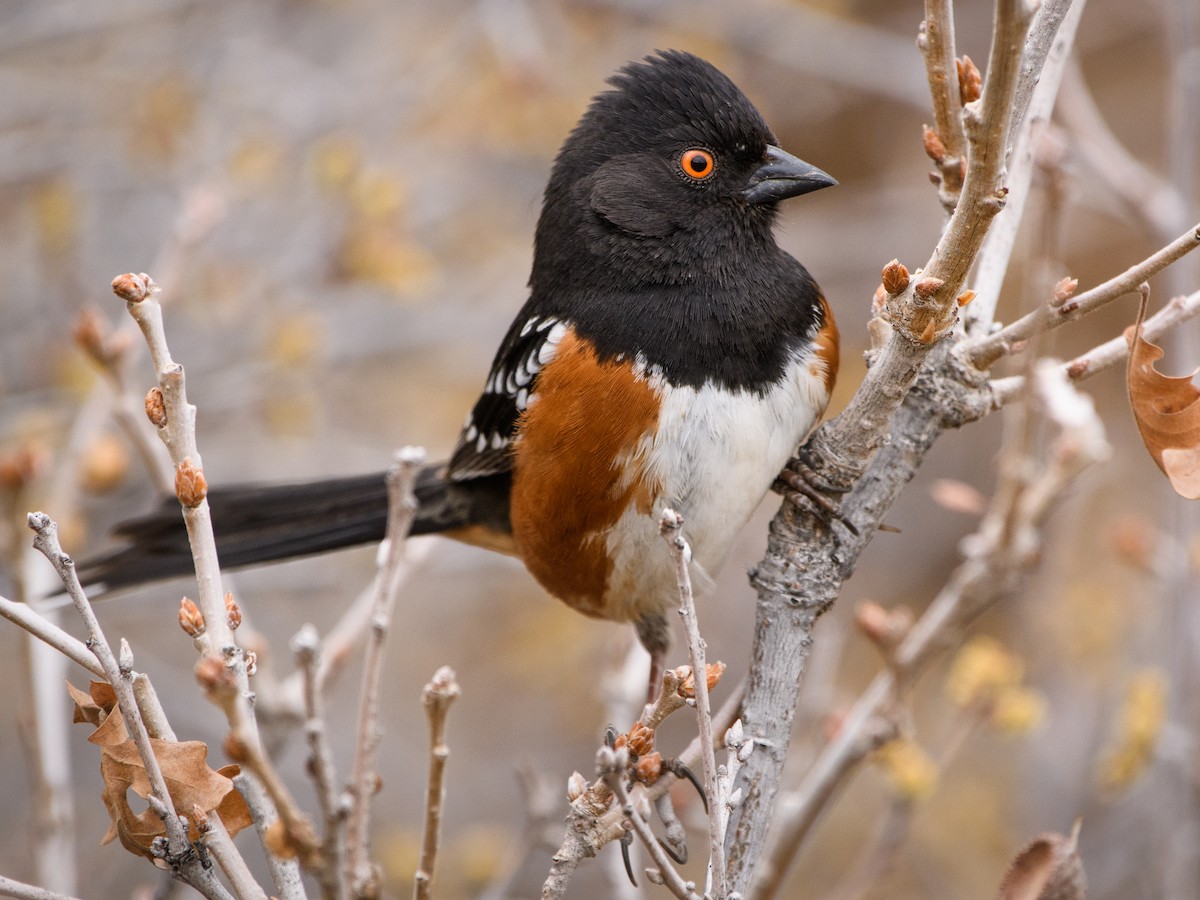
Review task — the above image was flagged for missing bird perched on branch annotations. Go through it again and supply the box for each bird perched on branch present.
[82,50,839,695]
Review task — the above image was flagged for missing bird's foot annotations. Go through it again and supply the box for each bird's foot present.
[773,458,859,536]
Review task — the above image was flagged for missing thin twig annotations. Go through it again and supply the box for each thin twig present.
[540,683,744,898]
[25,513,233,896]
[1057,58,1189,243]
[965,0,1085,336]
[990,288,1200,405]
[0,875,83,900]
[232,772,307,900]
[967,222,1200,367]
[0,593,104,678]
[414,666,460,900]
[291,625,346,900]
[198,655,322,871]
[346,448,424,896]
[202,817,269,900]
[115,273,235,651]
[918,0,966,209]
[658,510,723,895]
[600,748,701,900]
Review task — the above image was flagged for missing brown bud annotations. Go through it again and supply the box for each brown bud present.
[0,441,49,492]
[881,259,910,295]
[855,600,913,649]
[956,289,976,307]
[930,478,986,516]
[263,819,298,860]
[913,277,945,300]
[223,732,249,765]
[225,592,242,630]
[111,272,157,303]
[705,661,726,691]
[1052,276,1079,306]
[243,649,257,677]
[922,125,946,163]
[626,722,655,757]
[80,433,129,494]
[1066,358,1088,379]
[175,458,208,508]
[677,661,727,699]
[919,318,938,343]
[196,654,237,701]
[145,388,167,428]
[634,751,664,785]
[957,55,982,104]
[1107,514,1158,573]
[72,307,109,365]
[190,804,210,834]
[179,597,205,637]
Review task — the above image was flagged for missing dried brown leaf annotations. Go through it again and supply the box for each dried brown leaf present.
[1126,290,1200,499]
[995,828,1086,900]
[931,478,987,515]
[69,684,251,858]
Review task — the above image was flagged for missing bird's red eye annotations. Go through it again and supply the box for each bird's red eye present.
[680,148,716,180]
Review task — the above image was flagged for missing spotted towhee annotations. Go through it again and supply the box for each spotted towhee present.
[82,51,838,690]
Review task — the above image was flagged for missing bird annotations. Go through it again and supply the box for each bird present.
[81,50,839,697]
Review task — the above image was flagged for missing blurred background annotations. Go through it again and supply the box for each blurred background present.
[0,0,1197,897]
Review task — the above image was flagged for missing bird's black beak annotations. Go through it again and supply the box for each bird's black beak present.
[742,145,837,205]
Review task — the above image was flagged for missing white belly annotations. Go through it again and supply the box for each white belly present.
[602,348,832,621]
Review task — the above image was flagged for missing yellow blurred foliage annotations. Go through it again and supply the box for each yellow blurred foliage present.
[336,220,438,298]
[128,74,198,160]
[990,685,1047,736]
[311,135,362,192]
[266,315,324,369]
[348,170,407,221]
[229,134,286,184]
[1098,667,1168,793]
[873,737,939,800]
[945,636,1024,708]
[32,177,78,259]
[262,392,318,438]
[79,433,130,495]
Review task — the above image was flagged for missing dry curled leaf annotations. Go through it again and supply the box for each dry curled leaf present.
[995,825,1086,900]
[67,680,251,859]
[1125,289,1200,499]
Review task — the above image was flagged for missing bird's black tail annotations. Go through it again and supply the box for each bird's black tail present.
[77,465,513,592]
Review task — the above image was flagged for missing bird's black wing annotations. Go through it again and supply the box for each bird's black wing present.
[447,310,569,481]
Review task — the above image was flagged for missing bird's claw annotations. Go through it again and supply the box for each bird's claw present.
[664,758,708,814]
[620,830,637,887]
[773,460,859,536]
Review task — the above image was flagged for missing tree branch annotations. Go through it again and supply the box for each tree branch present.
[414,667,460,900]
[966,222,1200,368]
[345,449,423,896]
[752,361,1110,895]
[990,288,1200,405]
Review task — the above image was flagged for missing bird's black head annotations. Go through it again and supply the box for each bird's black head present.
[532,50,835,291]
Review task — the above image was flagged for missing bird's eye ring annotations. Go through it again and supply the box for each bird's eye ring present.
[680,148,716,181]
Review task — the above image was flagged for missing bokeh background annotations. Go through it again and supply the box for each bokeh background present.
[1,0,1198,897]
